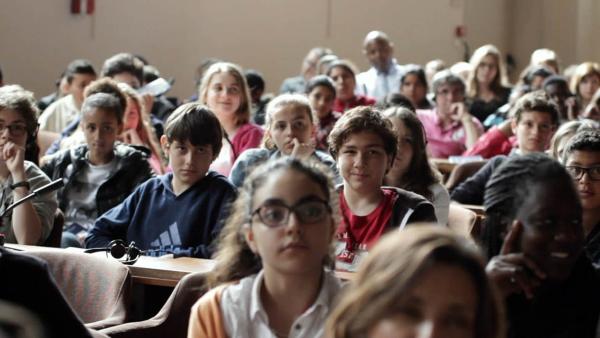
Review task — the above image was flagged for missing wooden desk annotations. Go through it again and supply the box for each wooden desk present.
[5,244,353,286]
[5,244,215,287]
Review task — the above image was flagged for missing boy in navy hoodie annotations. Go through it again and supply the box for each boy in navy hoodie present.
[85,103,236,258]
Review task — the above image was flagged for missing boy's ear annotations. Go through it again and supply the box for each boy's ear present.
[242,223,259,254]
[160,135,169,154]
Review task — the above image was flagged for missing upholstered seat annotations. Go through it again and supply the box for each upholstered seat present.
[24,250,132,330]
[101,271,208,338]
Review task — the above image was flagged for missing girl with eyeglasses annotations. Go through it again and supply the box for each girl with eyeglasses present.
[188,157,342,338]
[0,85,57,245]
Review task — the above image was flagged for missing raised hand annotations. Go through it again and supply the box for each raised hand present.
[1,141,26,180]
[290,138,315,160]
[485,221,546,299]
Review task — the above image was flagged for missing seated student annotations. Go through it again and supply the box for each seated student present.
[399,64,433,109]
[570,62,600,117]
[328,106,436,271]
[101,53,164,138]
[581,87,600,121]
[562,130,600,265]
[465,44,512,124]
[0,247,94,338]
[42,92,154,247]
[452,91,558,205]
[44,78,130,156]
[542,75,578,122]
[229,94,338,187]
[417,70,483,158]
[0,86,57,245]
[306,75,341,151]
[483,153,600,338]
[38,59,97,133]
[548,119,599,160]
[327,60,376,113]
[245,69,272,126]
[198,62,264,176]
[326,226,504,338]
[85,103,236,258]
[383,107,450,225]
[356,31,404,102]
[188,157,342,338]
[279,47,332,94]
[117,83,166,174]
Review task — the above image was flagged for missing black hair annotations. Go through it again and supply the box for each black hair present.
[542,75,570,91]
[326,59,358,78]
[64,59,96,84]
[83,78,128,117]
[482,153,579,258]
[526,66,553,85]
[164,102,223,156]
[81,92,125,123]
[101,53,144,85]
[0,64,3,83]
[401,64,429,91]
[143,65,160,84]
[562,129,600,163]
[305,75,336,98]
[379,93,415,111]
[244,70,265,92]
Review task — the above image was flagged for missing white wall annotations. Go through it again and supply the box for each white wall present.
[3,0,597,101]
[0,0,474,99]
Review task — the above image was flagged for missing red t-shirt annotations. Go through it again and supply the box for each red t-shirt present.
[337,188,397,251]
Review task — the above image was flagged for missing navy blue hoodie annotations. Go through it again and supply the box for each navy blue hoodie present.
[85,171,236,258]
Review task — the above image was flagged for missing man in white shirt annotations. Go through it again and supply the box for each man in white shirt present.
[38,60,96,133]
[356,31,404,102]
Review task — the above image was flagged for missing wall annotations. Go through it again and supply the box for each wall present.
[1,0,478,99]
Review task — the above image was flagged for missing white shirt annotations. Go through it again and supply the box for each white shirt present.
[38,94,79,133]
[220,270,342,338]
[429,182,450,226]
[356,59,404,102]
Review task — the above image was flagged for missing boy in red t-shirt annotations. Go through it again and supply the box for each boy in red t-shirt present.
[328,106,437,271]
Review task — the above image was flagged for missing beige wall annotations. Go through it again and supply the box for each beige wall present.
[0,0,597,101]
[0,0,474,99]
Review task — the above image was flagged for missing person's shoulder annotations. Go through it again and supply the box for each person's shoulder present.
[238,123,264,135]
[237,147,270,162]
[202,171,237,191]
[114,142,150,161]
[384,186,431,207]
[0,247,48,275]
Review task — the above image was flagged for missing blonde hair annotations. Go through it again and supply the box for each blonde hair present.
[207,157,340,287]
[198,62,252,128]
[262,93,315,150]
[326,226,504,338]
[466,44,509,98]
[570,62,600,99]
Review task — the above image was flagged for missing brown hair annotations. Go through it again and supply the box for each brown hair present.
[262,93,315,150]
[512,90,559,126]
[198,62,252,128]
[207,157,339,287]
[326,226,505,338]
[327,106,397,161]
[117,82,166,171]
[570,62,600,100]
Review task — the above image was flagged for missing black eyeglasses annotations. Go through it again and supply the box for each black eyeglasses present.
[0,123,27,137]
[566,165,600,181]
[251,198,332,228]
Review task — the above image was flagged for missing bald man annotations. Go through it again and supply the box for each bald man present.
[356,31,404,102]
